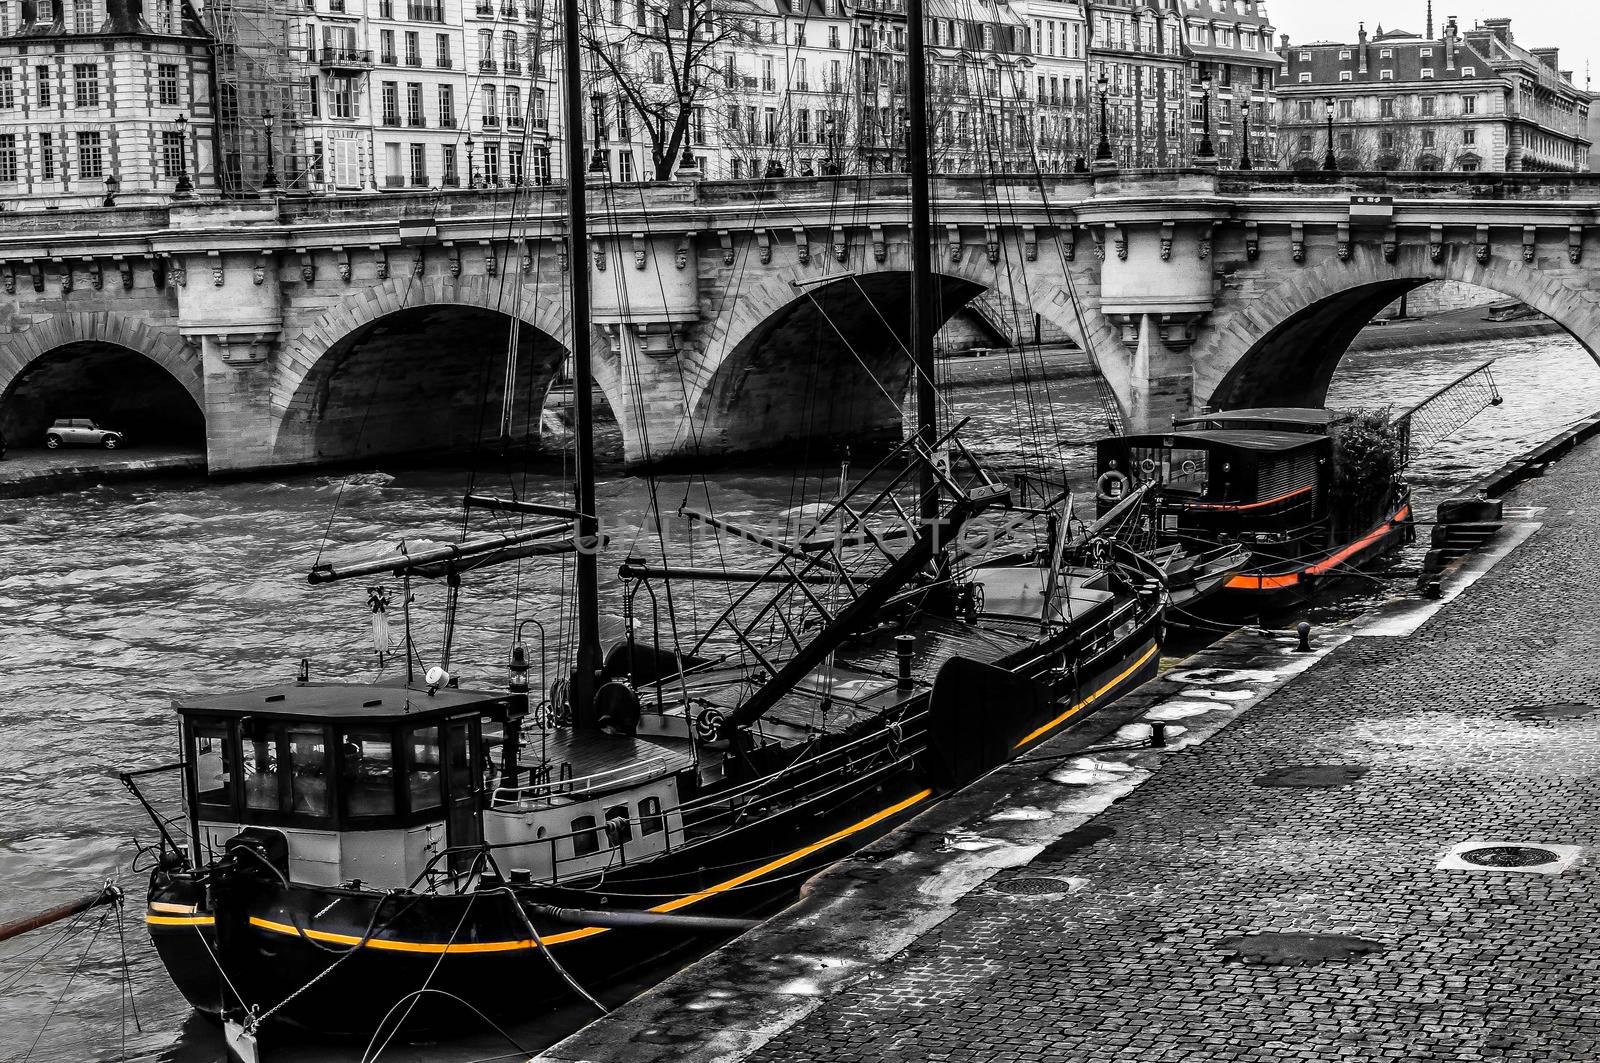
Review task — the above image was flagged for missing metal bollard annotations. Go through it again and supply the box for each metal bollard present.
[1148,721,1168,748]
[895,634,916,688]
[1295,621,1312,653]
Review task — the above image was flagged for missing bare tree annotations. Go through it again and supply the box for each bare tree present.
[577,0,763,180]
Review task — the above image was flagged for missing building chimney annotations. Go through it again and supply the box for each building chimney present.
[1531,47,1559,72]
[1280,33,1290,52]
[1445,16,1458,71]
[1358,22,1369,75]
[1426,0,1434,40]
[1482,17,1512,45]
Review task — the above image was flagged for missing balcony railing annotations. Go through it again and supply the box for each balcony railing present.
[406,56,423,67]
[381,113,402,126]
[478,59,497,72]
[380,52,397,64]
[437,56,453,68]
[504,61,523,74]
[443,174,461,187]
[482,115,501,128]
[475,0,493,13]
[507,115,525,128]
[384,175,405,187]
[409,174,429,186]
[315,48,374,69]
[407,116,427,127]
[439,116,457,128]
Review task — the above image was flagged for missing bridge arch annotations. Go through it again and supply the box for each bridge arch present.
[274,277,580,465]
[672,248,1097,460]
[1202,245,1600,412]
[0,312,201,448]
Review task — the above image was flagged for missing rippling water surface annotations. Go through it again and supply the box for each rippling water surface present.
[1,333,1595,1062]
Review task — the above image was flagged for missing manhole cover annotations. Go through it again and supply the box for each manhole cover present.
[993,877,1073,896]
[1437,840,1581,874]
[1218,932,1386,966]
[1510,702,1600,721]
[1254,764,1369,788]
[1459,845,1560,868]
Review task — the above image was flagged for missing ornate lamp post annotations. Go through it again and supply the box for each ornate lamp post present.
[465,133,477,187]
[1321,97,1338,172]
[102,174,120,207]
[1197,69,1216,159]
[1238,106,1253,170]
[899,108,911,173]
[261,111,280,190]
[174,114,193,194]
[1095,73,1112,162]
[822,113,840,176]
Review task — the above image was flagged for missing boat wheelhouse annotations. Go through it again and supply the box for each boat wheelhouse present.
[1095,409,1412,617]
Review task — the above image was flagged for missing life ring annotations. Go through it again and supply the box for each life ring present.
[1096,470,1129,503]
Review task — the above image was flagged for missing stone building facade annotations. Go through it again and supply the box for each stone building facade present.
[1178,0,1276,167]
[0,0,217,207]
[1276,17,1591,173]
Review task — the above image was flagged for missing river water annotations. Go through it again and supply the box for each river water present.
[1,332,1595,1063]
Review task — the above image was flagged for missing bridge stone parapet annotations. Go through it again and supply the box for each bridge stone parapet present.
[0,170,1597,472]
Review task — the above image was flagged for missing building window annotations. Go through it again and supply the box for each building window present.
[1463,129,1477,145]
[1379,70,1394,81]
[1380,98,1395,118]
[1296,101,1312,121]
[1298,72,1311,83]
[437,84,454,127]
[435,33,451,68]
[1421,68,1434,79]
[329,75,357,119]
[1420,47,1433,57]
[483,143,500,185]
[76,131,103,178]
[1421,130,1436,148]
[618,150,633,181]
[1463,95,1477,114]
[379,29,396,64]
[531,87,546,128]
[332,139,361,187]
[530,145,549,184]
[442,143,457,184]
[406,82,424,125]
[39,132,54,179]
[1338,49,1351,60]
[1421,97,1436,117]
[1298,50,1310,60]
[0,134,15,182]
[1379,48,1393,58]
[35,65,50,107]
[1338,100,1353,119]
[381,82,399,124]
[1460,66,1475,76]
[1380,130,1395,149]
[508,142,524,184]
[1338,132,1352,150]
[404,31,421,66]
[157,64,180,106]
[161,130,184,177]
[505,85,522,125]
[72,0,95,33]
[1339,71,1352,82]
[408,143,426,185]
[0,69,12,110]
[73,63,99,108]
[1297,133,1311,152]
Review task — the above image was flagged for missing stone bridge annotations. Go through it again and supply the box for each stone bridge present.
[3,170,1600,472]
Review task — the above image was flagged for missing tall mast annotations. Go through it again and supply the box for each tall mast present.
[906,0,937,527]
[561,0,602,720]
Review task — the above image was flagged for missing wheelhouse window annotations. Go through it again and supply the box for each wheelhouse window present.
[341,729,397,817]
[639,796,664,836]
[1130,446,1208,497]
[286,724,330,817]
[407,725,442,813]
[572,814,600,856]
[241,719,284,812]
[193,719,234,815]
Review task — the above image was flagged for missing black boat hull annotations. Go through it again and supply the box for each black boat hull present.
[146,618,1162,1037]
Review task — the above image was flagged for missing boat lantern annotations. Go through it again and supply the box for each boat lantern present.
[296,657,310,686]
[507,643,531,718]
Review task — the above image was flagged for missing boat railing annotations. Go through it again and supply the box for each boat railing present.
[118,761,189,865]
[492,759,665,807]
[480,714,931,884]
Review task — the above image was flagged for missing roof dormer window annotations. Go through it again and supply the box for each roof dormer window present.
[1461,66,1476,76]
[1299,50,1310,61]
[1379,48,1393,58]
[1339,49,1351,60]
[1379,69,1394,80]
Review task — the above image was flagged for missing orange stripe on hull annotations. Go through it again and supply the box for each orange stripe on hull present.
[1226,504,1411,591]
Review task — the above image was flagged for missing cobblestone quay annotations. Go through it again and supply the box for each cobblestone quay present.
[541,433,1600,1063]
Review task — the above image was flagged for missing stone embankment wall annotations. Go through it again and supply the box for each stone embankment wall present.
[1381,279,1506,318]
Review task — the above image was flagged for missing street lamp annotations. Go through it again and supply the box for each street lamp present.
[899,108,910,173]
[1321,97,1338,172]
[261,111,280,190]
[465,133,477,188]
[102,174,120,207]
[1095,73,1112,162]
[1197,69,1216,159]
[174,114,193,194]
[822,113,840,176]
[1238,106,1253,170]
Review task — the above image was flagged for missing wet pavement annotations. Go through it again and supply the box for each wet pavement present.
[541,435,1600,1062]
